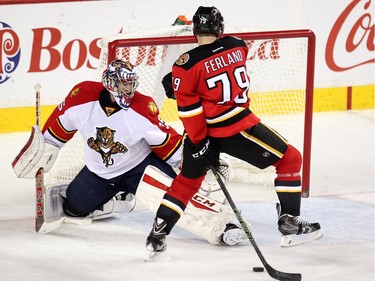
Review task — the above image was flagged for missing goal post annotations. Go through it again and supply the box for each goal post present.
[47,27,315,198]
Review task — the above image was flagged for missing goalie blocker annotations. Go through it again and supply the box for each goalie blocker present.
[12,125,59,179]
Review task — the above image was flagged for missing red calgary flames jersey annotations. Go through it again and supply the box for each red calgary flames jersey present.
[172,36,260,144]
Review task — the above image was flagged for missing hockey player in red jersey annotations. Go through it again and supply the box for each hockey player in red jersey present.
[146,6,322,254]
[12,59,249,247]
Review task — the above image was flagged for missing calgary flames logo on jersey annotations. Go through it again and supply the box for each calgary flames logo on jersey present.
[176,53,189,65]
[87,126,128,167]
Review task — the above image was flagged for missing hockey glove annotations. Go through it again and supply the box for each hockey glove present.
[161,72,175,99]
[190,137,219,168]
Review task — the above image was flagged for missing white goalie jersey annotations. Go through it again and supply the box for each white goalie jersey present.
[42,80,183,180]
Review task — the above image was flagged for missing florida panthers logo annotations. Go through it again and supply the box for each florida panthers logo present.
[87,126,128,167]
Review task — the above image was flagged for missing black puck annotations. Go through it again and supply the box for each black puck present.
[253,267,264,272]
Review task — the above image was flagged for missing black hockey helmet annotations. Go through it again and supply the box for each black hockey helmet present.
[192,6,224,37]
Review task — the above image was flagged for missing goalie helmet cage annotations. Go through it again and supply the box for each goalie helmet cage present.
[48,28,315,198]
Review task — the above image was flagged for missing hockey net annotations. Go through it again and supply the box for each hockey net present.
[47,25,315,198]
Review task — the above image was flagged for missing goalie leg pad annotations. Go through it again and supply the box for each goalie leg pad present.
[90,192,136,220]
[64,191,136,225]
[44,183,137,227]
[45,183,68,223]
[137,165,239,245]
[113,192,136,213]
[180,193,234,245]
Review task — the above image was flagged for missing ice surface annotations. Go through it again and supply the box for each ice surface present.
[0,110,373,281]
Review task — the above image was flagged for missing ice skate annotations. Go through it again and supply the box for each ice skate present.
[277,203,322,247]
[145,218,167,261]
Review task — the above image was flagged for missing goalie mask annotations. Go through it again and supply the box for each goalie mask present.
[192,6,224,37]
[102,59,139,110]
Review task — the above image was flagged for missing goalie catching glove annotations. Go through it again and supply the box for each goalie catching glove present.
[12,125,59,179]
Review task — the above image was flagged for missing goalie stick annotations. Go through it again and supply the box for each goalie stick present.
[34,83,65,233]
[209,165,302,281]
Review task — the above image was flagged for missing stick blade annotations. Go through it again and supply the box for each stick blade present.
[265,264,302,281]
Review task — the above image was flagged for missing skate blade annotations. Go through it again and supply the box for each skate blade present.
[144,243,167,262]
[144,250,158,262]
[280,230,323,247]
[145,243,159,262]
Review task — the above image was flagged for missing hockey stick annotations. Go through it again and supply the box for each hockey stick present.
[34,83,45,232]
[209,165,302,281]
[34,84,65,233]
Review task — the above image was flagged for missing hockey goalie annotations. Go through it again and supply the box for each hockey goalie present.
[11,59,248,247]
